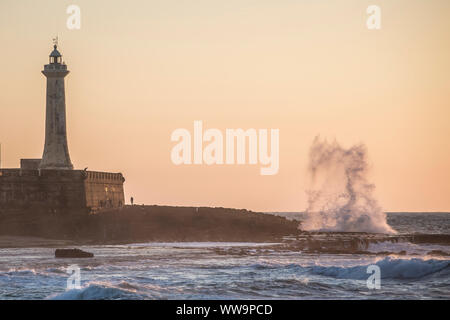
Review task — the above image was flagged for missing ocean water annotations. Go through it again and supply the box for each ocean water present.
[0,213,449,300]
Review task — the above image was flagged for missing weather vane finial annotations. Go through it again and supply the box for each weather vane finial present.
[52,36,58,48]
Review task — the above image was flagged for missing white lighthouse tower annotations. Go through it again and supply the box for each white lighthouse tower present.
[39,41,73,170]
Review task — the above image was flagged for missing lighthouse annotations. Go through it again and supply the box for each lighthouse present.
[0,41,125,214]
[39,42,73,170]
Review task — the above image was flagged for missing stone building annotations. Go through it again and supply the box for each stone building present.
[0,43,125,214]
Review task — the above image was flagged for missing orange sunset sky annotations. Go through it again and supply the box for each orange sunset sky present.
[0,0,449,212]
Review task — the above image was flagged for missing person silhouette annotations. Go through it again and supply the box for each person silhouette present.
[130,197,134,206]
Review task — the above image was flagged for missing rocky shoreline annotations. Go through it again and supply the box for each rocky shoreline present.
[0,205,300,245]
[1,206,448,254]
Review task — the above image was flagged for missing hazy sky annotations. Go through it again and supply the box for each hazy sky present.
[0,0,449,212]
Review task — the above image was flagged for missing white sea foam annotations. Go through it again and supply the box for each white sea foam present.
[309,257,449,280]
[126,242,281,248]
[48,282,143,300]
[302,137,396,234]
[367,241,449,256]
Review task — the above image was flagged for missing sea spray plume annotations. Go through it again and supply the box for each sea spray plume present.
[302,137,396,234]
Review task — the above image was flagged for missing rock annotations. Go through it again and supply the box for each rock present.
[427,250,449,256]
[55,248,94,258]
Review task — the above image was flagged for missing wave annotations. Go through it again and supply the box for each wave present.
[367,241,450,256]
[7,269,37,275]
[239,257,450,281]
[302,137,396,234]
[2,266,76,277]
[309,257,450,280]
[47,281,171,300]
[48,282,144,300]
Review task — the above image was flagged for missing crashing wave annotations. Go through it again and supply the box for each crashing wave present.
[47,282,144,300]
[302,137,396,234]
[309,257,450,280]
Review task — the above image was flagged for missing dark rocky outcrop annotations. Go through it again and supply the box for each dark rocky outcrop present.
[0,205,300,243]
[55,248,94,258]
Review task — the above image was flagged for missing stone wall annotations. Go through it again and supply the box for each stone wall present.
[84,171,125,211]
[0,169,125,214]
[20,159,42,170]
